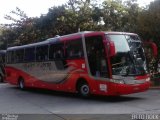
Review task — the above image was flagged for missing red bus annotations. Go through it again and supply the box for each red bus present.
[5,31,150,96]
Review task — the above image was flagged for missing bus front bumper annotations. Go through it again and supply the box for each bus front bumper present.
[112,81,151,96]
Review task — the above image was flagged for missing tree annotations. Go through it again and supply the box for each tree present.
[1,7,37,46]
[122,0,141,32]
[102,0,141,32]
[137,0,160,40]
[60,0,102,32]
[137,0,160,73]
[102,0,126,31]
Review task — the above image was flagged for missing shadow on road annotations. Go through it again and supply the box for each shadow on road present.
[11,86,145,103]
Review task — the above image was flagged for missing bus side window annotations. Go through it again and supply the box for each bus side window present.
[36,45,48,61]
[7,51,11,64]
[49,43,64,60]
[7,52,9,64]
[24,47,36,62]
[49,44,54,60]
[65,39,84,59]
[7,51,15,64]
[15,49,24,63]
[54,44,64,59]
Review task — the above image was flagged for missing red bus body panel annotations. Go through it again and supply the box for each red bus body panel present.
[5,62,150,96]
[5,31,151,96]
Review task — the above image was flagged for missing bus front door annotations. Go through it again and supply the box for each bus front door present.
[85,35,109,78]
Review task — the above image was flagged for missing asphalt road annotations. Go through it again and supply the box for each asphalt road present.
[0,83,160,120]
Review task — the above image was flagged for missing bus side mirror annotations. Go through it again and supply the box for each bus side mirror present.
[109,41,116,57]
[143,41,158,58]
[152,43,158,58]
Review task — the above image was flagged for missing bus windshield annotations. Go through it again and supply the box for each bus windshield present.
[106,34,147,76]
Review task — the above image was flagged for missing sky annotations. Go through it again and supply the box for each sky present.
[0,0,154,24]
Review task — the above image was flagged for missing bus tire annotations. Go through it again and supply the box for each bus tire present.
[77,81,90,97]
[18,78,25,90]
[0,75,3,83]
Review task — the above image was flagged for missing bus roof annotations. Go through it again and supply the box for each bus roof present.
[7,31,138,51]
[105,32,137,35]
[7,31,92,51]
[7,37,58,51]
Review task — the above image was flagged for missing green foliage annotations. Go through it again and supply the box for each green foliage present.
[136,0,160,73]
[137,0,160,40]
[102,0,126,31]
[0,0,160,74]
[102,0,141,32]
[1,0,143,48]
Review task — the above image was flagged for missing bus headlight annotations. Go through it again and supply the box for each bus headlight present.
[110,79,124,84]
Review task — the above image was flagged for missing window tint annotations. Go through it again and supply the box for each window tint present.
[36,45,49,61]
[49,43,64,60]
[24,47,35,62]
[15,49,24,63]
[85,35,109,78]
[65,39,84,59]
[7,51,15,64]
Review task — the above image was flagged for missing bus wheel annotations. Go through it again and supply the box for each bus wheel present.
[18,78,25,90]
[78,82,90,97]
[0,75,3,83]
